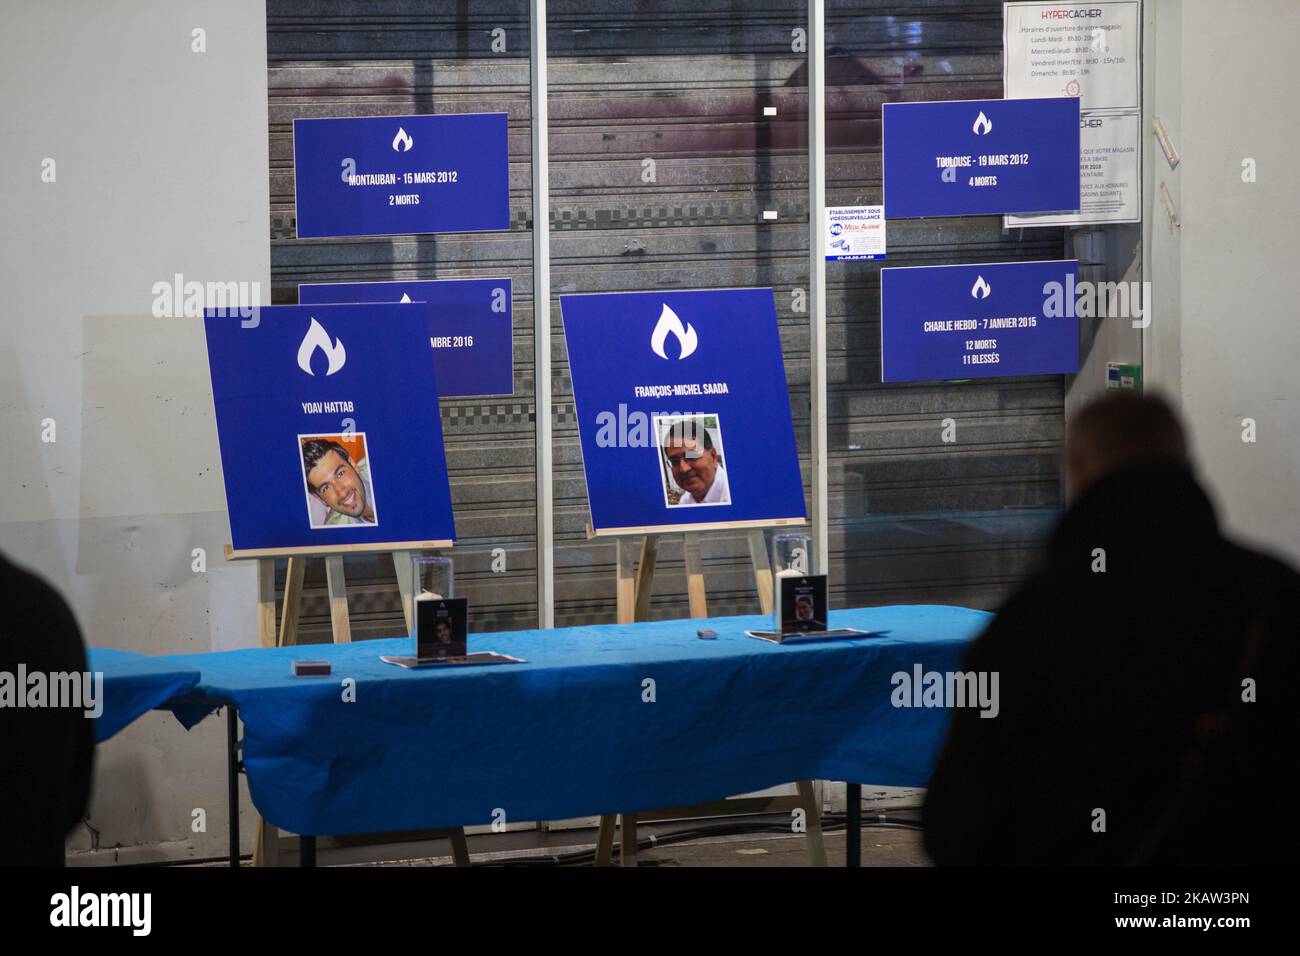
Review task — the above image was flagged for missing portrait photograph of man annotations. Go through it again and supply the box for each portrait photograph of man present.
[434,620,453,645]
[655,414,732,507]
[299,434,380,528]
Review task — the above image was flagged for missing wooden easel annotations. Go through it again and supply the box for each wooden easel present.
[594,523,827,867]
[229,540,470,867]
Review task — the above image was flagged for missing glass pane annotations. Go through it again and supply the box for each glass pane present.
[547,0,810,625]
[268,0,537,636]
[825,0,1067,610]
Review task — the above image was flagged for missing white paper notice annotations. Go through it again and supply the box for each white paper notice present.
[1003,0,1142,227]
[825,205,886,261]
[1003,0,1140,109]
[1007,111,1140,227]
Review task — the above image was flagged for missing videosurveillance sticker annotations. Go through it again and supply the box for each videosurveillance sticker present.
[825,206,886,261]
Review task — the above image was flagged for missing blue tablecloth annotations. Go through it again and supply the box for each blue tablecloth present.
[158,605,989,836]
[87,647,202,743]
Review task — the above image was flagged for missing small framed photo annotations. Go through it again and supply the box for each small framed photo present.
[415,596,468,660]
[299,433,380,529]
[777,574,829,635]
[653,413,732,508]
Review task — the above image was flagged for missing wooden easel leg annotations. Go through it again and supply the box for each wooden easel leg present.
[683,534,708,619]
[393,551,415,636]
[595,814,617,866]
[633,536,658,621]
[448,827,470,867]
[253,558,280,867]
[279,556,305,648]
[752,535,821,866]
[619,813,639,867]
[616,538,636,624]
[253,817,280,868]
[599,529,816,870]
[256,558,277,649]
[796,780,828,867]
[747,529,774,615]
[324,555,353,643]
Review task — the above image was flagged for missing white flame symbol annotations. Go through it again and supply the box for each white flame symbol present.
[650,303,698,360]
[972,111,993,135]
[392,127,414,152]
[297,317,347,376]
[970,275,992,299]
[399,292,413,303]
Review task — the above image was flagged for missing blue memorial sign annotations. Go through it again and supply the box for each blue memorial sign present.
[293,113,510,239]
[203,303,456,556]
[560,288,807,535]
[883,97,1081,218]
[880,260,1080,383]
[299,278,513,397]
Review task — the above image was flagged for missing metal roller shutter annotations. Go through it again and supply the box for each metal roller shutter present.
[266,0,1065,639]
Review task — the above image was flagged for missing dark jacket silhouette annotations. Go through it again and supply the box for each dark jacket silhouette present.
[924,462,1300,865]
[1,554,95,865]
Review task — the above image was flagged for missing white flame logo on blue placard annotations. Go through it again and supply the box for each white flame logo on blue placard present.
[297,318,347,376]
[392,127,414,152]
[650,303,698,360]
[970,275,992,299]
[972,111,993,136]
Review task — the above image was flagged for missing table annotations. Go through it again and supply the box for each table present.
[87,647,202,743]
[157,605,988,864]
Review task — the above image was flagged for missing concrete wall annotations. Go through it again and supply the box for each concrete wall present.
[1146,0,1300,566]
[0,0,269,861]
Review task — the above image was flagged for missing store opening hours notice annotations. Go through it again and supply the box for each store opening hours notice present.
[1003,0,1142,227]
